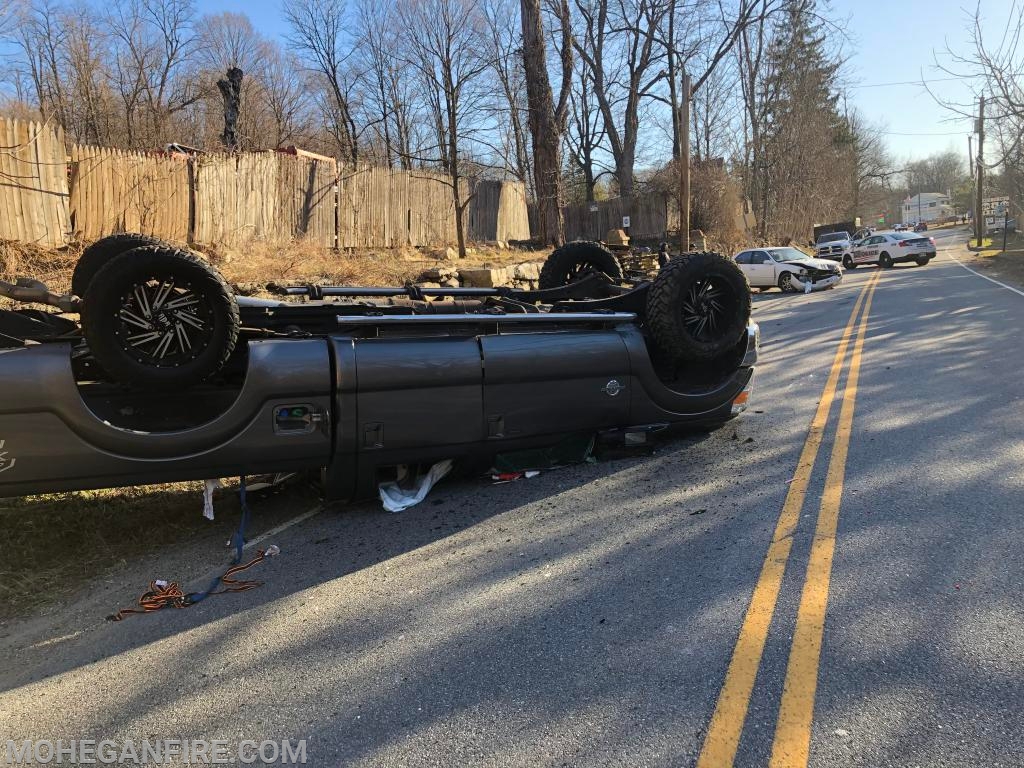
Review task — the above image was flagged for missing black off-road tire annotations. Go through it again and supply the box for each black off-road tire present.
[646,251,751,365]
[81,246,239,390]
[72,233,164,298]
[539,241,623,289]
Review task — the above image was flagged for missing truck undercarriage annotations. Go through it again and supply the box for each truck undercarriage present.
[0,236,758,500]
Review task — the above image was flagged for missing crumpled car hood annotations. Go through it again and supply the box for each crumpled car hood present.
[781,258,838,272]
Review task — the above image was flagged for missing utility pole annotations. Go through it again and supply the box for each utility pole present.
[679,73,692,254]
[967,135,973,182]
[975,93,985,246]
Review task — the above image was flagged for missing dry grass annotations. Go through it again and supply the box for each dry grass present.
[201,239,551,289]
[2,238,551,306]
[963,231,1024,291]
[0,479,322,619]
[0,240,82,308]
[202,240,423,287]
[0,481,209,618]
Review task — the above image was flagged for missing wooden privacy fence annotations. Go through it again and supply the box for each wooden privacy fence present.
[469,179,531,242]
[337,166,466,248]
[194,152,335,248]
[0,119,70,247]
[0,116,531,250]
[69,145,190,242]
[553,193,678,242]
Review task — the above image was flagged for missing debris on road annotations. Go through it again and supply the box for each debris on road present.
[491,471,541,484]
[379,460,454,512]
[202,478,222,520]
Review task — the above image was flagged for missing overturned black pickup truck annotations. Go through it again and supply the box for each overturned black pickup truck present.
[0,235,758,500]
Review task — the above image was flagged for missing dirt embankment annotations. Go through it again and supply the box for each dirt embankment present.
[2,238,552,308]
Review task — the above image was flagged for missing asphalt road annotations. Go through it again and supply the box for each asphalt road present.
[3,227,1023,767]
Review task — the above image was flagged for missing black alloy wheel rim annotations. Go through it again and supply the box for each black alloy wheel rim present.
[112,276,214,367]
[680,276,737,342]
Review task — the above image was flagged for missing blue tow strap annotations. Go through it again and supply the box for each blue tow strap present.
[107,477,277,620]
[230,476,251,565]
[187,476,251,606]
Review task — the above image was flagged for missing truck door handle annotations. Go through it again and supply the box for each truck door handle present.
[363,422,384,449]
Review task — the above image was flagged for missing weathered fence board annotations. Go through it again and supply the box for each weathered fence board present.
[194,152,281,247]
[339,167,466,248]
[547,193,676,243]
[469,180,531,242]
[0,119,69,246]
[69,145,190,242]
[277,154,336,247]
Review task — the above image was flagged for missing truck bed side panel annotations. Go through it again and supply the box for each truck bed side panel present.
[0,340,332,497]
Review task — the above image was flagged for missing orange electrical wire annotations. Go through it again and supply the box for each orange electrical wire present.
[107,549,272,621]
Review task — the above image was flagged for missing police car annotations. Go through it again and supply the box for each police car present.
[844,231,936,268]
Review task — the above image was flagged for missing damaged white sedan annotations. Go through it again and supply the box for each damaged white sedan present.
[733,247,843,293]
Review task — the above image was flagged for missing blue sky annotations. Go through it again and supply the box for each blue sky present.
[197,0,993,165]
[836,0,984,163]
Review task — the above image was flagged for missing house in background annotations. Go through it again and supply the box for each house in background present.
[902,192,954,225]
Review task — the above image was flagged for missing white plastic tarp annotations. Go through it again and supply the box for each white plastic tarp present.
[378,460,454,513]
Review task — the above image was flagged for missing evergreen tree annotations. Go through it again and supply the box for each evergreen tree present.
[759,0,849,240]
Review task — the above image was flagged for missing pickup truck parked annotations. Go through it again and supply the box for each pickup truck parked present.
[813,231,853,261]
[0,237,758,501]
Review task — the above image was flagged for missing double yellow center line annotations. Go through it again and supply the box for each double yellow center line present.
[697,269,882,768]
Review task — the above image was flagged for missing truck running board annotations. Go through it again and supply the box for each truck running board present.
[333,312,637,326]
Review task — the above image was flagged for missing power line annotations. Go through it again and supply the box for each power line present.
[847,76,964,89]
[881,130,969,136]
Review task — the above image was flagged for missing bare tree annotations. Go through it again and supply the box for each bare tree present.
[284,0,359,164]
[259,46,315,149]
[63,2,118,144]
[565,53,608,202]
[14,0,72,128]
[400,0,493,257]
[356,0,417,168]
[690,52,740,162]
[930,2,1024,208]
[194,13,268,150]
[736,0,774,213]
[107,0,203,148]
[482,0,532,189]
[572,0,670,197]
[197,11,265,72]
[904,150,964,195]
[841,109,895,219]
[0,0,15,36]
